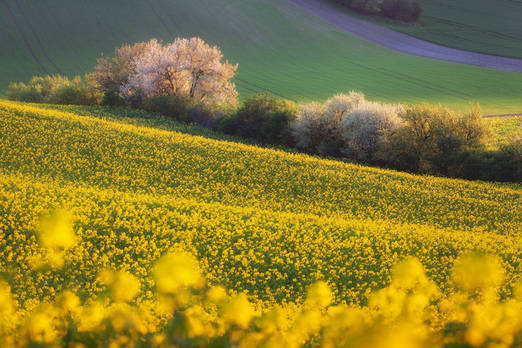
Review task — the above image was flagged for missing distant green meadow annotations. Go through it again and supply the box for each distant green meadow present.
[392,0,522,60]
[486,116,522,149]
[1,0,521,114]
[331,0,522,60]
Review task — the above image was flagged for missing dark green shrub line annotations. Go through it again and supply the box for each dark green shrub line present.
[375,104,521,182]
[217,94,298,147]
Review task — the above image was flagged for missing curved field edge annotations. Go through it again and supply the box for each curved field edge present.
[287,0,522,74]
[400,0,522,60]
[315,0,522,60]
[23,102,522,149]
[1,0,522,114]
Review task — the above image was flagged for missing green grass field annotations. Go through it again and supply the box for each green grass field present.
[333,0,522,60]
[487,116,522,149]
[1,0,521,114]
[1,100,521,308]
[391,0,522,59]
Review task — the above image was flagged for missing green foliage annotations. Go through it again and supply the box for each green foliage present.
[142,95,220,128]
[6,75,101,105]
[486,117,522,149]
[7,75,68,103]
[101,90,125,107]
[378,104,491,173]
[51,76,102,105]
[218,94,298,146]
[443,136,522,182]
[142,95,195,123]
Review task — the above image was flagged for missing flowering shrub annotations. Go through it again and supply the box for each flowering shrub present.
[292,92,363,156]
[91,41,148,106]
[342,101,404,162]
[121,38,238,113]
[8,37,238,119]
[292,91,403,159]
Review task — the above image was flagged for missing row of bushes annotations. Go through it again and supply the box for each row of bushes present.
[216,93,521,182]
[5,37,520,182]
[6,75,521,182]
[6,75,102,105]
[333,0,422,22]
[7,38,238,116]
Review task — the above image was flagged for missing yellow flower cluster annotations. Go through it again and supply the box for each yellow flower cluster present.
[1,169,520,308]
[0,100,521,346]
[0,101,519,234]
[1,238,522,347]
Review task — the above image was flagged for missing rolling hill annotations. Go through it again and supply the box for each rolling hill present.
[1,0,521,114]
[322,0,522,60]
[1,100,521,307]
[393,0,522,59]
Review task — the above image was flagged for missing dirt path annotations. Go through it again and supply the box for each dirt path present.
[288,0,522,73]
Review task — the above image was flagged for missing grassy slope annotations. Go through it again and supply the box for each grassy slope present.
[334,0,522,59]
[487,116,521,149]
[392,0,522,59]
[0,101,521,305]
[0,0,521,114]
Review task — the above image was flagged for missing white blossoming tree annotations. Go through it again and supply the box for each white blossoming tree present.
[292,91,404,160]
[121,38,238,110]
[92,42,148,93]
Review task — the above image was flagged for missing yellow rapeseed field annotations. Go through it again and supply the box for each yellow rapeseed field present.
[0,100,521,347]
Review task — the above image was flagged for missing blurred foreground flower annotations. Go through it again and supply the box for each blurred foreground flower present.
[153,251,204,294]
[98,270,141,303]
[37,209,76,268]
[453,253,505,295]
[222,293,255,329]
